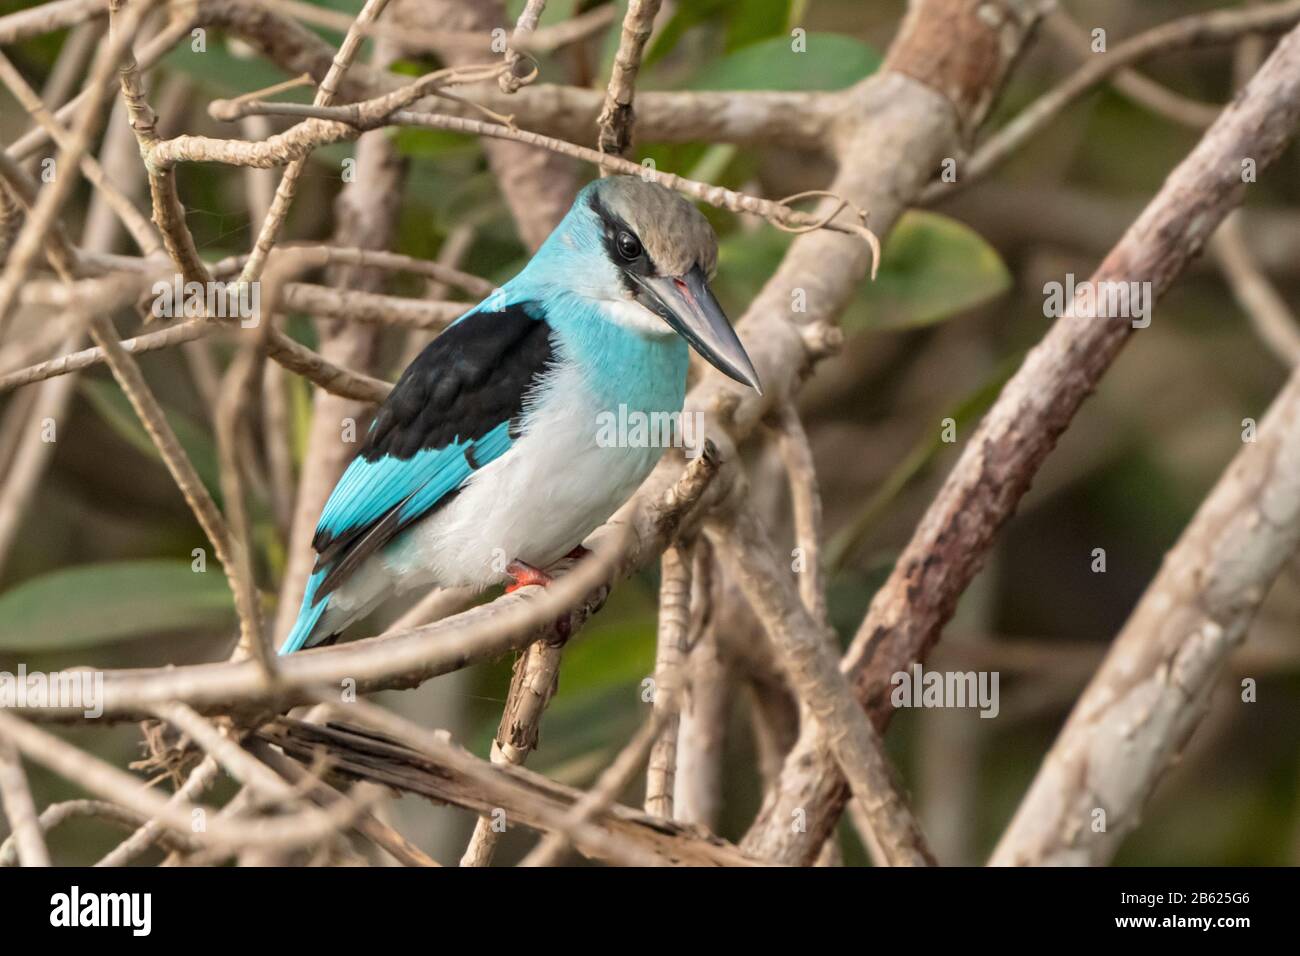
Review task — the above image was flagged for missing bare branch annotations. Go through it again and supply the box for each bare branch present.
[196,99,881,263]
[521,712,668,866]
[109,0,207,283]
[0,0,155,334]
[6,13,194,163]
[596,0,661,157]
[644,543,691,818]
[773,403,827,623]
[0,48,160,256]
[13,448,719,722]
[250,742,440,867]
[707,502,935,866]
[0,0,103,45]
[1210,211,1300,367]
[992,360,1300,865]
[0,737,50,866]
[203,0,834,149]
[95,758,220,866]
[922,0,1300,203]
[264,705,748,867]
[460,639,564,866]
[1,799,194,866]
[0,710,375,855]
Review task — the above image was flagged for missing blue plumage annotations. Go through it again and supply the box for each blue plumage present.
[280,177,760,654]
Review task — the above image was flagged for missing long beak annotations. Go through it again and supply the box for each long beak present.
[631,265,762,394]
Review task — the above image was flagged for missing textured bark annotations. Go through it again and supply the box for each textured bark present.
[709,505,935,866]
[992,363,1300,865]
[460,639,563,866]
[260,718,760,867]
[645,544,692,818]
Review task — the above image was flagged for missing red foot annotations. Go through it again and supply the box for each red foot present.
[504,560,553,593]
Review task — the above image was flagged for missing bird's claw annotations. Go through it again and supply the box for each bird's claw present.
[504,559,553,593]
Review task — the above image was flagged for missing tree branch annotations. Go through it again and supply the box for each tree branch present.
[743,15,1300,865]
[992,359,1300,865]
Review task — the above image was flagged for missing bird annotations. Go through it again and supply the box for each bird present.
[279,175,761,654]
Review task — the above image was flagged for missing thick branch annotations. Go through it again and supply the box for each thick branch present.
[992,360,1300,865]
[260,714,753,867]
[744,16,1300,865]
[707,504,935,867]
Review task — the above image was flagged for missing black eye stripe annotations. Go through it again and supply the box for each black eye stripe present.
[588,191,658,278]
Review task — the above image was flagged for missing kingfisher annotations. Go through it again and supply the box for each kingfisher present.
[279,176,761,654]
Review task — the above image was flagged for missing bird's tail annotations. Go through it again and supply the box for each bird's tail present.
[279,569,332,655]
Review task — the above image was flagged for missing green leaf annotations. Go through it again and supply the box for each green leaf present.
[851,210,1012,331]
[0,560,234,651]
[712,210,1010,333]
[685,33,880,91]
[162,39,305,99]
[723,0,792,52]
[642,0,731,72]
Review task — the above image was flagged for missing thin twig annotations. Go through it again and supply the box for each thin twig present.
[0,48,160,256]
[1210,211,1300,367]
[499,0,546,93]
[0,0,155,335]
[522,711,669,866]
[0,799,195,866]
[237,0,393,286]
[1044,10,1221,129]
[596,0,661,157]
[922,0,1300,203]
[0,737,50,867]
[109,0,206,283]
[191,98,882,269]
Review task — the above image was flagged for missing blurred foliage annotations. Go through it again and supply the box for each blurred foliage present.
[79,379,222,502]
[0,560,234,651]
[683,33,881,91]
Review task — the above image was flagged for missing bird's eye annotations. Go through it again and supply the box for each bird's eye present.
[616,231,642,261]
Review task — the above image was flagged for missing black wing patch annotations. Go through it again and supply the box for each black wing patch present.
[309,301,556,595]
[361,300,556,463]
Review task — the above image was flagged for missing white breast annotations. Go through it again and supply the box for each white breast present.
[384,359,666,589]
